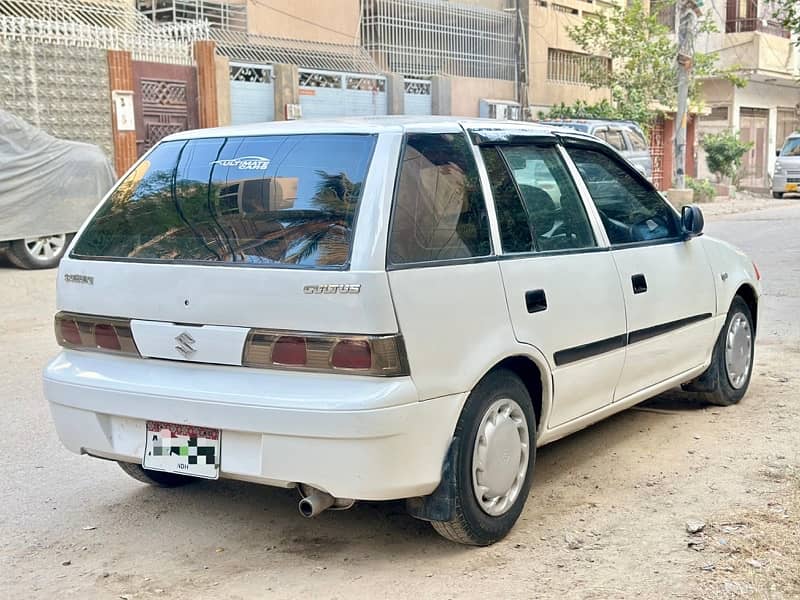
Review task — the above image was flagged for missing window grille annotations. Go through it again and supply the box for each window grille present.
[546,48,610,85]
[360,0,517,80]
[403,79,432,95]
[137,0,247,32]
[299,70,343,89]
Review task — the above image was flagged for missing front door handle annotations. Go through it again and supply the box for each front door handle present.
[632,273,648,294]
[525,289,548,313]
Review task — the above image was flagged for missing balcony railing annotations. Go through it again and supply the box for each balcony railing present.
[725,17,790,39]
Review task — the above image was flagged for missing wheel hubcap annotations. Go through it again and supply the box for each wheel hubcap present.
[472,398,529,517]
[23,234,66,262]
[725,312,752,389]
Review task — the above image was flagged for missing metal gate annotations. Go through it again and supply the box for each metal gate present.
[298,70,387,119]
[403,79,432,116]
[739,107,769,189]
[649,116,666,190]
[229,62,274,125]
[133,61,198,157]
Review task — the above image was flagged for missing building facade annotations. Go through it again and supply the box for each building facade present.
[692,0,800,189]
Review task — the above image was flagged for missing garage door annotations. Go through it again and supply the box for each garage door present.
[403,79,432,116]
[230,63,274,125]
[299,70,387,119]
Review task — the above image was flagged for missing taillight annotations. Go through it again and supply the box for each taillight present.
[332,340,372,369]
[753,261,761,281]
[243,330,409,377]
[272,336,307,366]
[54,312,140,357]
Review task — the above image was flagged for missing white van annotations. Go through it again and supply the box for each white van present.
[44,118,760,546]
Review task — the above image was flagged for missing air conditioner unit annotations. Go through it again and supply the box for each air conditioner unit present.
[479,99,521,121]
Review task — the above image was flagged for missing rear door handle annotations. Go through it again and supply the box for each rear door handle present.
[525,289,548,313]
[632,273,648,294]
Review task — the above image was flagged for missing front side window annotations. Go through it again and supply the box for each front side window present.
[388,132,490,265]
[485,144,596,253]
[567,147,679,245]
[72,134,377,267]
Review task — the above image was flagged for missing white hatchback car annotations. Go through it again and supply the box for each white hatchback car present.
[44,117,760,546]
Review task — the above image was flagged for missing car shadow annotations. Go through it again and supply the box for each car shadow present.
[104,386,710,557]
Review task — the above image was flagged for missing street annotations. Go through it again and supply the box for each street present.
[1,203,798,600]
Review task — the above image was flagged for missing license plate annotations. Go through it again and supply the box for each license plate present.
[785,183,798,192]
[143,421,220,479]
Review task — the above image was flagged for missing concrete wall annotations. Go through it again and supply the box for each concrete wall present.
[449,76,516,117]
[215,55,232,127]
[246,0,360,44]
[526,2,614,114]
[0,41,113,159]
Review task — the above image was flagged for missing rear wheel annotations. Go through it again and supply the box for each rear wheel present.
[7,233,72,269]
[118,461,196,487]
[431,370,536,546]
[686,296,755,406]
[772,191,784,199]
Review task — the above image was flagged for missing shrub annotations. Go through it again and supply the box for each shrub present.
[686,177,716,203]
[701,130,753,184]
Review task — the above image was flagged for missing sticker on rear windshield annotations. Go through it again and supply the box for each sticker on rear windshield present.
[211,156,270,170]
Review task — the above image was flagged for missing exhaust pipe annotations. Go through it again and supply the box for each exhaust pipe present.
[298,490,336,518]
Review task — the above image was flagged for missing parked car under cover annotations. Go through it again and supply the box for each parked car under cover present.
[0,109,116,269]
[44,117,759,546]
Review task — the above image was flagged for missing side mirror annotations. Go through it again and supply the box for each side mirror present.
[776,149,782,157]
[681,204,705,238]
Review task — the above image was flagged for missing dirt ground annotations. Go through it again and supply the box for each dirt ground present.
[1,201,798,600]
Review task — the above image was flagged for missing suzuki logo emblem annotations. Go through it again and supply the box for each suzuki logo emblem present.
[175,332,197,358]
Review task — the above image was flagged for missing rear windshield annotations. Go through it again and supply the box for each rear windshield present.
[72,134,376,267]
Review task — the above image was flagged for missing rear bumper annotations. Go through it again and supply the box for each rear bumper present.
[43,351,466,500]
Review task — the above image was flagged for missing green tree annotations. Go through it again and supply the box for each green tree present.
[564,0,743,129]
[770,0,799,39]
[701,131,753,185]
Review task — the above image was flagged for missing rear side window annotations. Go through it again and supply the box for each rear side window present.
[604,128,627,152]
[626,127,648,151]
[72,134,376,267]
[388,133,491,265]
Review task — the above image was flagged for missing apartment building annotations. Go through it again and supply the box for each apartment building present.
[690,0,800,189]
[524,0,619,115]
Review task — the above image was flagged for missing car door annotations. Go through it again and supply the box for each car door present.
[477,139,628,428]
[565,141,717,401]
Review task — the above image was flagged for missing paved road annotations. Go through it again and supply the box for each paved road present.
[1,203,798,599]
[705,203,800,343]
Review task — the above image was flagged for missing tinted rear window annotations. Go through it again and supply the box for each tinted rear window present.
[72,134,376,267]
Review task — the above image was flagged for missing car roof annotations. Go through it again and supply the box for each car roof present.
[537,118,641,128]
[161,116,597,142]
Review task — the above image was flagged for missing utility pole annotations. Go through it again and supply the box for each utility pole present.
[675,0,701,190]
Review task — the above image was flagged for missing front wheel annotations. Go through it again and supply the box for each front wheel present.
[7,233,73,269]
[431,369,536,546]
[772,191,784,199]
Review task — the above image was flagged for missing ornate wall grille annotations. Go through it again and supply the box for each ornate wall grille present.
[299,71,343,89]
[403,79,432,95]
[360,0,517,80]
[0,0,204,65]
[230,64,270,83]
[346,76,386,92]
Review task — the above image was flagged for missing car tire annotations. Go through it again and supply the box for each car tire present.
[687,296,755,407]
[7,233,73,270]
[772,192,784,199]
[431,369,536,546]
[117,461,197,488]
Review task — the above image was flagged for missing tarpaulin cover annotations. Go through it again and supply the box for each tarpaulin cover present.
[0,109,116,242]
